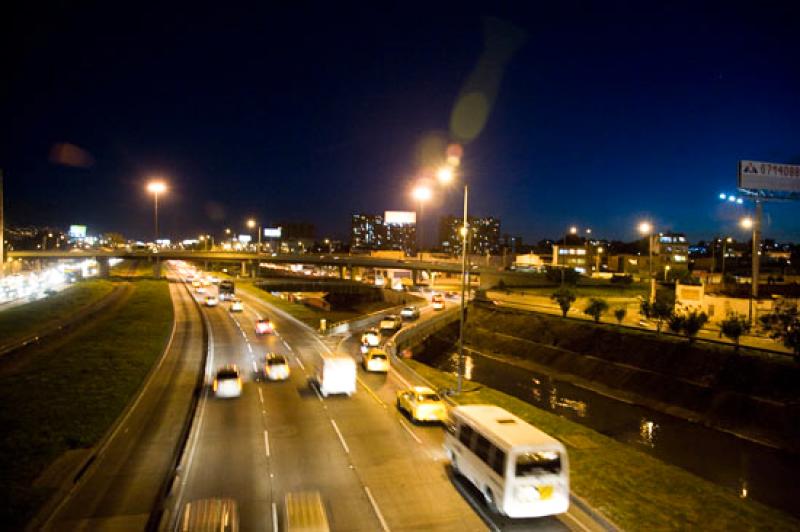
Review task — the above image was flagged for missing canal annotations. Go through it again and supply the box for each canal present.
[418,340,800,518]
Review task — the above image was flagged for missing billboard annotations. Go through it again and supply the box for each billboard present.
[384,210,416,225]
[69,225,87,238]
[263,227,282,238]
[238,234,252,243]
[739,160,800,193]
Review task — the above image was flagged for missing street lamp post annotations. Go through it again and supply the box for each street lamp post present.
[740,215,757,322]
[411,184,432,260]
[638,222,655,302]
[247,219,261,252]
[427,165,470,395]
[146,180,167,278]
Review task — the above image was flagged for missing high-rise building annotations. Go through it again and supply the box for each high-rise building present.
[351,213,385,250]
[439,215,501,256]
[351,211,417,254]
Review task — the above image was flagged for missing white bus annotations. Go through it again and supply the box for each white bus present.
[444,404,569,518]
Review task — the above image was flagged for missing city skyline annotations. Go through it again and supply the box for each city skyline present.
[3,3,799,243]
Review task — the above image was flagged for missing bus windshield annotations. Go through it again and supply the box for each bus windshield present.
[515,451,561,477]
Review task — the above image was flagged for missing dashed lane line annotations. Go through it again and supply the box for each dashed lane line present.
[330,419,350,454]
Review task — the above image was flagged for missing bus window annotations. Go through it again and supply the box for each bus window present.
[459,424,474,447]
[489,447,506,476]
[473,434,492,462]
[515,451,561,476]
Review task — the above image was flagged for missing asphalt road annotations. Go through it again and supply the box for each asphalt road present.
[40,269,205,530]
[172,277,605,531]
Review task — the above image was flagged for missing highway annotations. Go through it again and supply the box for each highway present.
[170,270,604,531]
[172,277,487,531]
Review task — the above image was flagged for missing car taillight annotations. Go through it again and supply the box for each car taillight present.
[237,377,242,388]
[213,380,218,392]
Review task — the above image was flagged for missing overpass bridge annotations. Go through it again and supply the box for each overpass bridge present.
[7,250,548,289]
[6,249,466,279]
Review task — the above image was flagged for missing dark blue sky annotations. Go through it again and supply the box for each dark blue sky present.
[2,1,799,244]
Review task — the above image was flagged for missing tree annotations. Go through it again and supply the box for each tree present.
[551,288,576,318]
[759,301,800,360]
[667,314,685,334]
[649,290,676,333]
[720,312,751,351]
[682,310,708,342]
[614,307,627,324]
[583,298,609,323]
[545,266,579,285]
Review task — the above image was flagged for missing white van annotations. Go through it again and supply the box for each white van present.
[444,404,569,518]
[313,353,356,397]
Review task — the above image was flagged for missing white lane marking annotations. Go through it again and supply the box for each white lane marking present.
[357,376,386,407]
[562,508,592,532]
[282,339,292,351]
[247,343,253,353]
[389,367,413,390]
[295,356,305,371]
[272,502,278,532]
[258,387,264,403]
[252,360,258,373]
[364,486,391,532]
[263,430,270,457]
[330,419,349,454]
[311,382,323,401]
[398,418,422,444]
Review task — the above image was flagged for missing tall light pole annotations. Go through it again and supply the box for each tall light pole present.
[434,165,471,394]
[146,180,167,245]
[638,222,655,302]
[740,215,756,322]
[247,219,261,252]
[411,183,432,259]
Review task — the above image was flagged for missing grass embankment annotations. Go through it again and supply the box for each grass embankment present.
[404,360,799,531]
[236,281,396,328]
[507,282,649,299]
[0,279,115,347]
[0,280,174,528]
[110,258,158,278]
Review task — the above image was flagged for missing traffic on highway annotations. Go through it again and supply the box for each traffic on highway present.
[166,261,594,531]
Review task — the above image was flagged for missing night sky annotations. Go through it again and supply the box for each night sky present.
[2,2,799,244]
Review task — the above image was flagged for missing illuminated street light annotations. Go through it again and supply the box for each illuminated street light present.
[569,226,577,235]
[411,184,433,258]
[146,179,167,246]
[436,166,454,185]
[247,218,261,251]
[740,217,753,229]
[638,221,655,301]
[411,184,433,202]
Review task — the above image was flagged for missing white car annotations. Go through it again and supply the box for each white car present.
[396,386,447,423]
[213,366,242,398]
[379,314,402,331]
[361,329,381,348]
[230,299,244,312]
[264,353,290,381]
[400,306,420,320]
[205,295,218,307]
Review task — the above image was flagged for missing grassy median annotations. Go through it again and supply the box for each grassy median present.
[0,279,173,528]
[404,359,799,531]
[0,279,115,347]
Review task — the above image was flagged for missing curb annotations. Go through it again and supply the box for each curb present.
[147,279,210,531]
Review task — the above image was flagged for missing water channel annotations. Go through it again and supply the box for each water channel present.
[418,340,800,518]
